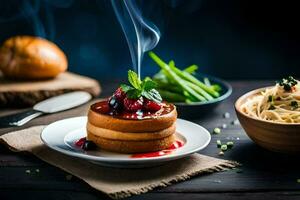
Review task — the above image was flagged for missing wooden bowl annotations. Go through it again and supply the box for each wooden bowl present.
[235,87,300,154]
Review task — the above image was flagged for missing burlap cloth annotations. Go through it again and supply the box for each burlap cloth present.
[0,126,239,199]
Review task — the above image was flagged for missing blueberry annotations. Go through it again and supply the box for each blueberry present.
[109,96,121,110]
[82,140,97,150]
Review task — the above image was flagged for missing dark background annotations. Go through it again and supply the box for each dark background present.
[0,0,299,81]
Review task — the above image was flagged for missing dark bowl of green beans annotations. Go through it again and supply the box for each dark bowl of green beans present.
[149,51,232,119]
[173,74,232,119]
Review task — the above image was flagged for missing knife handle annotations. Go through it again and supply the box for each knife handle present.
[0,110,43,127]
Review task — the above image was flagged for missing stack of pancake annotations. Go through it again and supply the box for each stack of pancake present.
[87,102,177,153]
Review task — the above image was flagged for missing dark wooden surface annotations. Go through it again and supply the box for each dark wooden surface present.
[0,80,300,200]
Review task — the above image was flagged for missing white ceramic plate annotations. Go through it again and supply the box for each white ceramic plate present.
[41,116,211,168]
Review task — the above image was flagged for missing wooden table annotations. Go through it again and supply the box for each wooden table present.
[0,80,300,200]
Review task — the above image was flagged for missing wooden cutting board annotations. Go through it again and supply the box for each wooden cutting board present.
[0,72,101,107]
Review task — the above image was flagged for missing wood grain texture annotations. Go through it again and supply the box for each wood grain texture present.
[0,80,300,200]
[0,72,101,107]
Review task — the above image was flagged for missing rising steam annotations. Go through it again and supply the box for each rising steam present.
[111,0,160,78]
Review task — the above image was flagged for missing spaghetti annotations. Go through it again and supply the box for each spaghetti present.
[241,77,300,123]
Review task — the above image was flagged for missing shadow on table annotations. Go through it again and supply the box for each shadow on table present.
[228,141,300,171]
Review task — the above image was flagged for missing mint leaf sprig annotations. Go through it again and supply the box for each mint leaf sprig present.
[121,70,162,103]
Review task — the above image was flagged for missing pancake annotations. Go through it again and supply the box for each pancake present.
[87,132,175,153]
[87,100,177,153]
[88,101,177,132]
[87,122,176,141]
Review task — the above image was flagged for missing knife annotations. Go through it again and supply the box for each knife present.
[0,91,92,128]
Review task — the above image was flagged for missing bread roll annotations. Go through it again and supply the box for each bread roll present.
[0,36,67,79]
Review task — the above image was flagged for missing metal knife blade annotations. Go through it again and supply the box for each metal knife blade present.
[0,91,92,127]
[33,91,92,113]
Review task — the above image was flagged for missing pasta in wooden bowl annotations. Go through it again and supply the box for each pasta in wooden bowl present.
[235,76,300,153]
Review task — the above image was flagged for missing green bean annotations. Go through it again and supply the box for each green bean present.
[155,81,183,93]
[183,91,198,102]
[157,89,186,102]
[185,98,193,104]
[184,81,214,101]
[211,84,222,92]
[149,52,206,101]
[204,77,211,86]
[184,64,198,74]
[169,64,220,97]
[169,60,213,100]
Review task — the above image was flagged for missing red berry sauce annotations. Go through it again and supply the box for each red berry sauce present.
[75,137,86,147]
[91,100,174,120]
[131,140,184,158]
[75,137,184,158]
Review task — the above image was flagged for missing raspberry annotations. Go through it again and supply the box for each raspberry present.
[75,137,86,147]
[143,99,161,111]
[123,97,143,112]
[113,87,126,101]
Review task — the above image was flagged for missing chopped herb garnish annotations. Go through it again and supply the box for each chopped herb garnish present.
[213,128,221,134]
[217,140,222,148]
[226,141,234,148]
[277,76,298,91]
[221,144,228,151]
[291,101,298,110]
[268,95,276,110]
[268,95,273,102]
[268,105,275,110]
